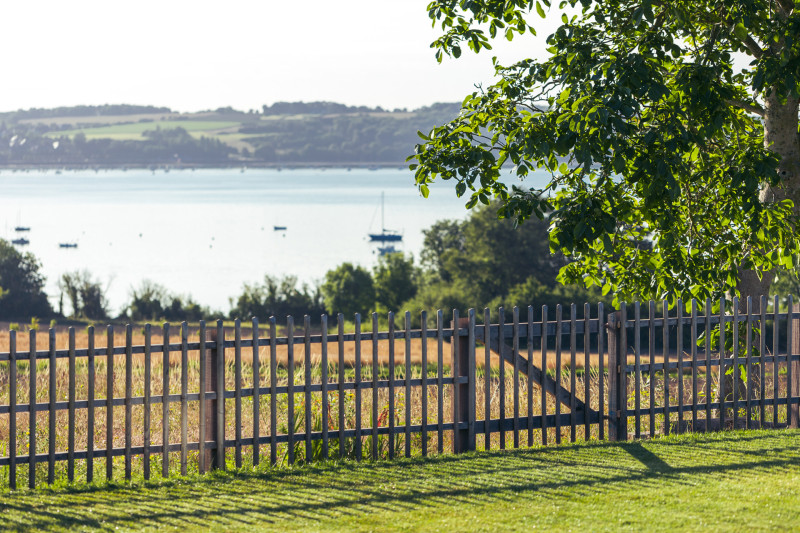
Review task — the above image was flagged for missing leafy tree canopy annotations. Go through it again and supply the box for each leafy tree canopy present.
[0,240,52,320]
[412,0,800,307]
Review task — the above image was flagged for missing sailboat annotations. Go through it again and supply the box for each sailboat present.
[368,192,402,243]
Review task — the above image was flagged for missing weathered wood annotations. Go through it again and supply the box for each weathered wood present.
[337,314,345,460]
[733,298,740,429]
[598,302,605,440]
[512,307,520,448]
[676,301,684,433]
[30,329,38,488]
[759,296,766,425]
[49,328,56,484]
[144,324,152,479]
[198,321,207,473]
[234,319,242,469]
[691,299,699,430]
[251,317,260,466]
[9,330,17,489]
[321,314,329,460]
[468,309,476,451]
[773,296,779,426]
[304,316,312,462]
[372,312,379,460]
[790,300,799,428]
[541,305,548,446]
[453,312,473,454]
[197,320,205,474]
[287,316,295,465]
[529,306,536,446]
[215,321,225,470]
[484,308,492,450]
[354,313,362,460]
[719,298,726,430]
[388,312,396,459]
[67,328,75,483]
[745,298,753,429]
[421,310,429,455]
[105,326,113,481]
[405,311,412,458]
[706,298,713,427]
[269,317,277,466]
[437,310,444,454]
[554,306,562,445]
[648,301,656,437]
[569,304,577,443]
[162,323,170,477]
[125,325,133,480]
[180,322,189,475]
[607,308,628,441]
[633,303,641,438]
[663,301,670,435]
[498,308,506,449]
[86,327,93,484]
[585,303,592,440]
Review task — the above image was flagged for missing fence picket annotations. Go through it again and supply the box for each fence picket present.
[773,296,779,426]
[676,301,684,434]
[181,322,189,475]
[733,298,740,429]
[570,304,577,443]
[338,314,345,460]
[598,302,605,440]
[252,317,260,467]
[321,315,329,460]
[355,313,362,460]
[198,321,207,473]
[144,324,151,480]
[691,299,698,431]
[405,311,412,458]
[746,297,753,429]
[86,327,93,484]
[49,328,57,484]
[541,305,549,446]
[648,301,655,437]
[705,298,712,427]
[421,310,429,455]
[234,319,242,469]
[513,307,520,448]
[389,312,396,459]
[304,315,312,462]
[759,295,766,425]
[662,301,669,436]
[372,312,379,460]
[67,328,75,483]
[529,306,536,446]
[634,302,641,438]
[451,309,459,454]
[555,305,562,445]
[9,330,16,489]
[269,317,277,466]
[125,325,133,480]
[437,310,443,454]
[498,308,506,449]
[719,298,726,430]
[163,323,171,477]
[287,316,295,465]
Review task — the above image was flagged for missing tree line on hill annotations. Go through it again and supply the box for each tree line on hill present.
[0,102,461,167]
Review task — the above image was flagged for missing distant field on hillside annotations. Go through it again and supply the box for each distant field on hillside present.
[47,120,241,141]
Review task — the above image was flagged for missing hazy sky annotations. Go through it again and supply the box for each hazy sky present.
[0,1,563,113]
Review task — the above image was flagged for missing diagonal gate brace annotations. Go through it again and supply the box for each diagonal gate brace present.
[475,329,596,416]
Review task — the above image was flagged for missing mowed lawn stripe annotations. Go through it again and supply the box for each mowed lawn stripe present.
[1,429,798,532]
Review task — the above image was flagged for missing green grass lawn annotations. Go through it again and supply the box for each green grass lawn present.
[1,429,798,532]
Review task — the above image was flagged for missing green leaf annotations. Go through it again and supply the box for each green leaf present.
[733,23,747,41]
[420,184,430,198]
[536,1,545,18]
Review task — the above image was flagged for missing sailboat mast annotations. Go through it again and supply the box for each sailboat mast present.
[381,191,385,232]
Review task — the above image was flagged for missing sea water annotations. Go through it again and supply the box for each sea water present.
[0,167,549,314]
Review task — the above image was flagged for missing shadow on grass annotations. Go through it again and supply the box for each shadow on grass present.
[1,429,799,531]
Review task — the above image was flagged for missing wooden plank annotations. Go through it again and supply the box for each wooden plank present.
[786,296,794,427]
[663,301,670,435]
[125,325,133,480]
[9,330,17,489]
[648,301,655,437]
[354,313,362,460]
[162,323,170,477]
[705,298,713,427]
[68,329,75,483]
[105,326,113,481]
[633,302,641,439]
[719,298,726,430]
[405,311,412,458]
[437,310,444,454]
[498,309,506,449]
[468,308,476,451]
[513,307,520,448]
[144,324,151,480]
[528,306,535,446]
[28,329,37,489]
[773,296,779,426]
[287,316,295,465]
[48,328,56,484]
[759,296,766,425]
[321,314,329,460]
[304,315,312,462]
[215,320,225,470]
[598,302,604,440]
[676,301,684,433]
[234,319,242,469]
[570,304,577,443]
[198,321,207,473]
[541,305,548,446]
[585,303,591,440]
[746,297,753,429]
[733,298,740,428]
[388,312,396,459]
[251,317,260,466]
[791,300,800,428]
[691,299,698,430]
[269,317,277,466]
[421,310,429,456]
[607,311,620,441]
[484,308,492,450]
[372,312,379,460]
[555,305,562,445]
[86,327,93,484]
[337,314,345,460]
[180,322,189,475]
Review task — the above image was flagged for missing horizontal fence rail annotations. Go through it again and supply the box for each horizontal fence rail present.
[1,296,798,489]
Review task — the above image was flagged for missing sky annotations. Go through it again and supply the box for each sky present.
[0,1,564,113]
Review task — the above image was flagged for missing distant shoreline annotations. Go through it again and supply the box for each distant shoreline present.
[0,162,411,172]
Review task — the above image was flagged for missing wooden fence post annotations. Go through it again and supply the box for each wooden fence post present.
[452,313,475,453]
[607,309,628,441]
[791,303,799,428]
[205,325,221,469]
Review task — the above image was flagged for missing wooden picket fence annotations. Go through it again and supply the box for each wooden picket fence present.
[0,296,798,490]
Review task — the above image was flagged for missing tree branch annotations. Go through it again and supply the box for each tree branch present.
[727,98,765,117]
[742,35,764,59]
[776,0,794,17]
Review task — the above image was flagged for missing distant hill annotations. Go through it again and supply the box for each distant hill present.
[0,102,462,167]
